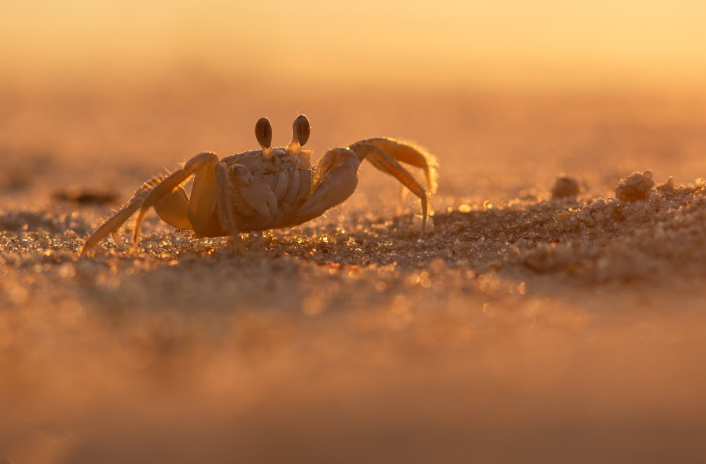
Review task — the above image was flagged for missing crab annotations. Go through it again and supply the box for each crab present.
[80,115,438,256]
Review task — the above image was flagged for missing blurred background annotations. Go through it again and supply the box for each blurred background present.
[3,0,706,93]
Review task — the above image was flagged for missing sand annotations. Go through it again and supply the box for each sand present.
[2,82,706,463]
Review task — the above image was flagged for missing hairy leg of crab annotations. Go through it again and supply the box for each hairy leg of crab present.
[295,147,360,222]
[349,141,430,233]
[80,191,149,256]
[131,152,221,249]
[80,176,191,255]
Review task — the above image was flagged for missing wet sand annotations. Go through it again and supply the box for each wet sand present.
[2,82,706,463]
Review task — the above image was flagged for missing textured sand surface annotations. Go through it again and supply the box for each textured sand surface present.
[2,83,706,463]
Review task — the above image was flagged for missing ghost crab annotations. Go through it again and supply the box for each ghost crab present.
[80,115,437,256]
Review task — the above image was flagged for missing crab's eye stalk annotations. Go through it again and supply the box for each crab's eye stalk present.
[288,114,310,154]
[255,117,273,158]
[293,115,310,146]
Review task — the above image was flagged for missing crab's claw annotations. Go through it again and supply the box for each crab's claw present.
[349,139,435,233]
[295,147,360,222]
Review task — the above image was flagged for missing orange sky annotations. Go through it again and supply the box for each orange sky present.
[2,0,706,92]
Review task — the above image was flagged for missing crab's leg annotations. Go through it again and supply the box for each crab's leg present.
[187,153,221,235]
[132,152,219,249]
[80,175,193,256]
[349,141,429,233]
[80,193,148,256]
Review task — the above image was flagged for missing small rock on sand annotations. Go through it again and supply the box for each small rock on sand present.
[551,175,581,199]
[614,171,654,202]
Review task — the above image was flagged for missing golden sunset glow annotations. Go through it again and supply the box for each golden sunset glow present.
[2,0,706,92]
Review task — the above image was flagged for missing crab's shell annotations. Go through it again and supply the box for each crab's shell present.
[221,148,315,232]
